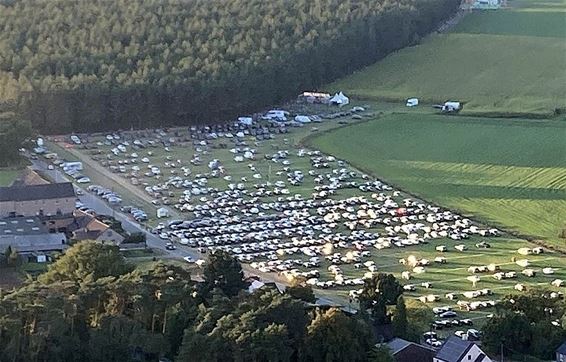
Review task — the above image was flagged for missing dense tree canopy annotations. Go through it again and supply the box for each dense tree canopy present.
[0,256,197,361]
[482,289,566,360]
[39,241,133,284]
[302,308,374,362]
[200,250,248,298]
[359,273,403,324]
[0,0,459,133]
[0,242,382,361]
[0,118,32,166]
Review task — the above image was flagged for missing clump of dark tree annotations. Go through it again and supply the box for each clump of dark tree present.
[0,0,459,133]
[0,241,390,361]
[0,118,32,166]
[482,289,566,360]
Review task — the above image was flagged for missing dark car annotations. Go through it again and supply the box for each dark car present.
[475,241,491,248]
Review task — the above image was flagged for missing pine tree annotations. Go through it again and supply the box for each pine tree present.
[392,296,408,338]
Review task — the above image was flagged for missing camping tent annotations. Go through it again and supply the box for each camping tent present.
[330,92,349,107]
[238,117,253,126]
[406,98,419,107]
[294,115,311,123]
[157,207,170,218]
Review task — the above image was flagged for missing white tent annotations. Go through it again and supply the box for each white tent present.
[248,280,265,293]
[238,117,253,126]
[406,98,419,107]
[157,207,170,218]
[294,115,311,123]
[330,92,349,107]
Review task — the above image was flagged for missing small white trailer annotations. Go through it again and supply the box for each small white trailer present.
[442,101,462,112]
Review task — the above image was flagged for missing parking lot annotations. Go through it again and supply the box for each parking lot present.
[39,104,565,344]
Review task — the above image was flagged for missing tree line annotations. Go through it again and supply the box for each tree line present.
[0,242,397,361]
[0,0,460,134]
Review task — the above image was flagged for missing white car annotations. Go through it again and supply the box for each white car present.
[183,256,193,263]
[76,177,91,183]
[425,338,442,348]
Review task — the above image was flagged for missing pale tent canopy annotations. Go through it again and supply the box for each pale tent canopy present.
[156,207,170,218]
[248,279,265,293]
[238,117,253,126]
[406,98,419,107]
[330,91,349,106]
[294,115,311,123]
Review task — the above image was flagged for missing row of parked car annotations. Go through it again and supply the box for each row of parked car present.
[86,185,123,205]
[423,328,481,348]
[119,204,148,222]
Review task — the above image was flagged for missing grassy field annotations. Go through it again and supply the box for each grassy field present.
[328,0,566,115]
[0,169,20,186]
[310,113,566,249]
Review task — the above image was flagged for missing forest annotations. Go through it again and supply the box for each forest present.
[0,242,401,362]
[0,0,459,133]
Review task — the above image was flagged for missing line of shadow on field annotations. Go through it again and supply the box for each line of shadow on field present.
[390,181,566,201]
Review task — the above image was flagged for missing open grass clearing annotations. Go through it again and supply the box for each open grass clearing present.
[0,169,22,186]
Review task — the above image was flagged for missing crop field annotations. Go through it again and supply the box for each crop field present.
[328,0,566,115]
[40,105,566,335]
[310,113,566,249]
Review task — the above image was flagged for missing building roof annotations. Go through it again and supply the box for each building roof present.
[73,230,104,240]
[386,338,435,362]
[394,343,434,362]
[387,338,411,354]
[557,341,566,354]
[0,233,66,253]
[0,182,75,202]
[435,337,474,362]
[0,216,48,235]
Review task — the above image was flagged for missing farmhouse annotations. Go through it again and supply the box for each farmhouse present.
[0,216,67,253]
[434,336,492,362]
[68,210,124,244]
[0,182,76,218]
